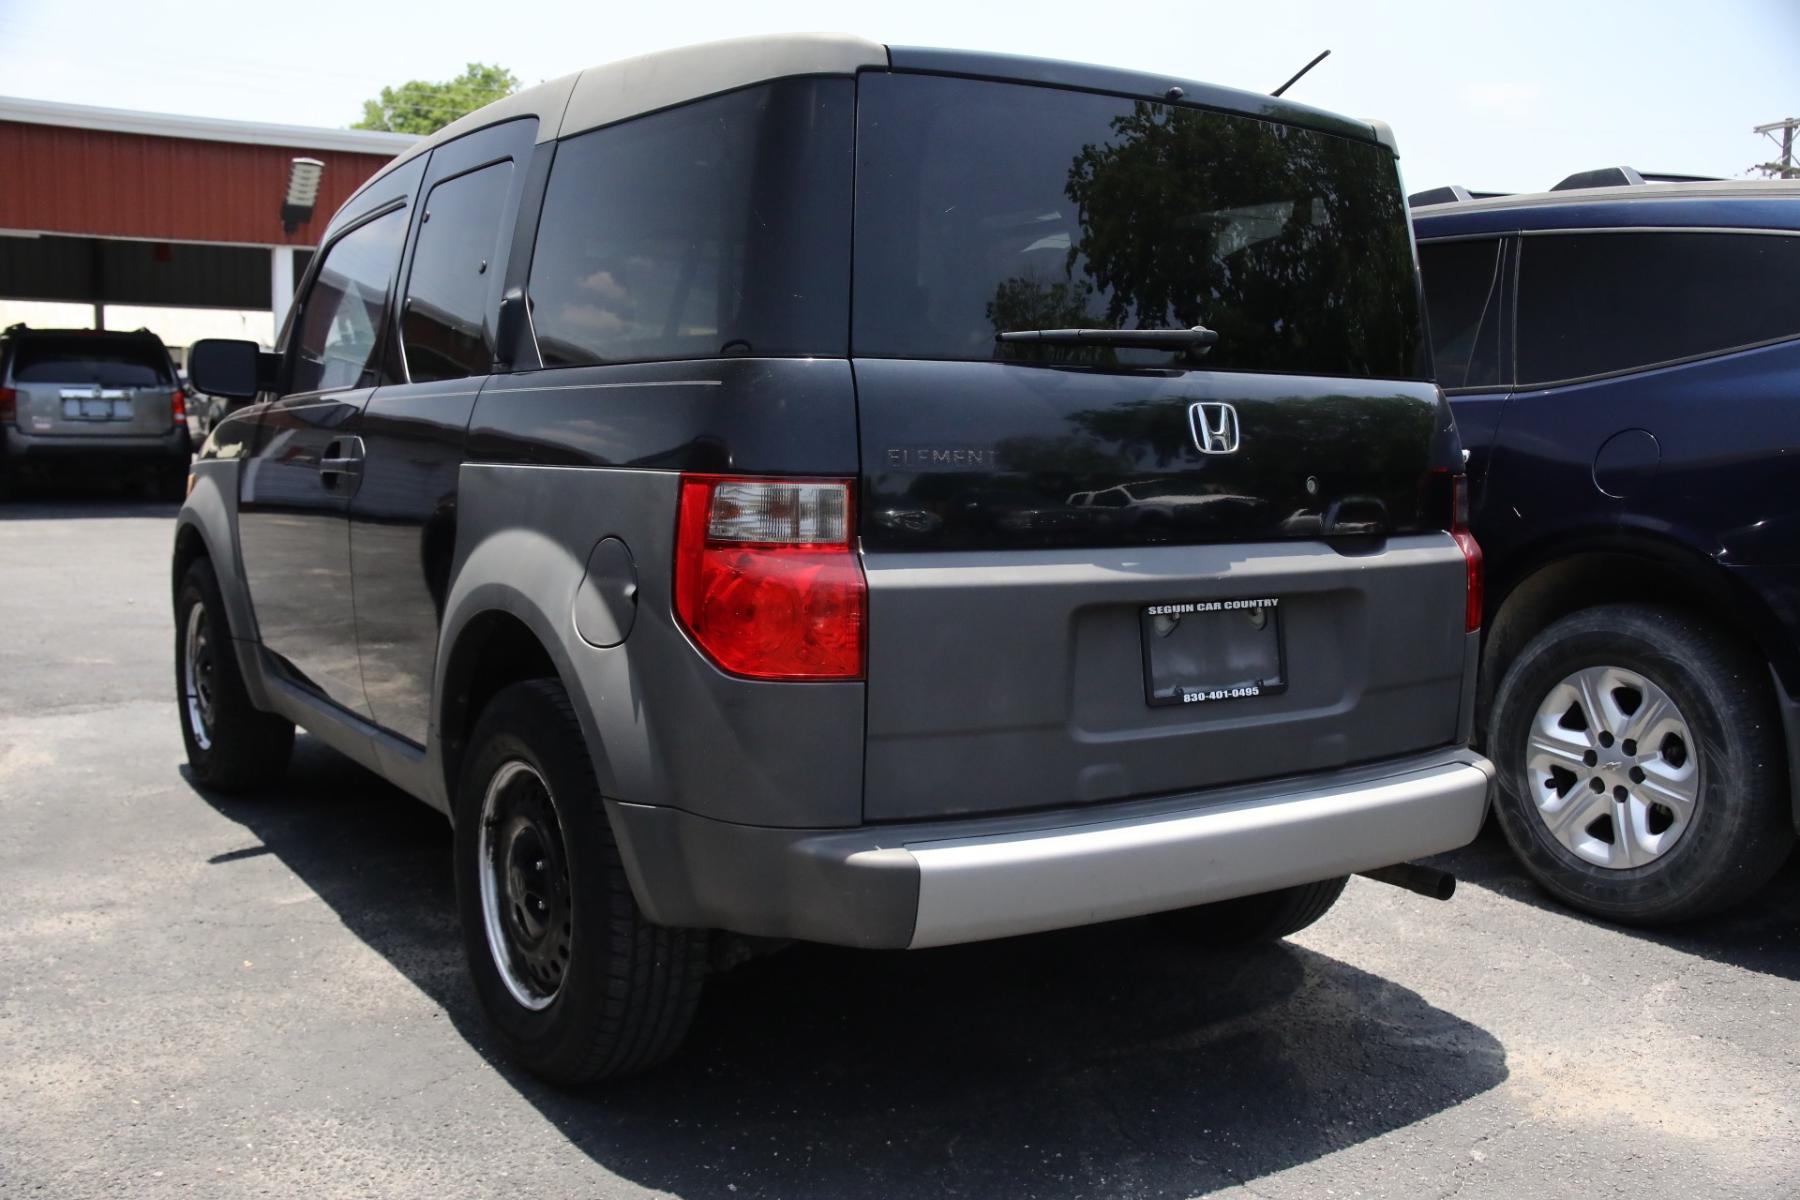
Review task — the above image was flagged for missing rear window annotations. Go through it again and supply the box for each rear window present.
[854,73,1426,379]
[525,78,853,367]
[10,335,171,387]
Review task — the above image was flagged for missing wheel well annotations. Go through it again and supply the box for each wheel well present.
[439,611,560,801]
[172,523,208,598]
[1480,550,1761,741]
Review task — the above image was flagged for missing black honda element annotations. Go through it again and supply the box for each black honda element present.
[177,34,1491,1082]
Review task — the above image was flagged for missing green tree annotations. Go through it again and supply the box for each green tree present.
[352,63,519,135]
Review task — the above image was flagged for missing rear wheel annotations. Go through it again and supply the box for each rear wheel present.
[175,558,294,791]
[454,680,708,1084]
[1490,603,1794,924]
[1157,877,1349,946]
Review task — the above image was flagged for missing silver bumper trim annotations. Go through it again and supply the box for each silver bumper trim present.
[905,758,1493,948]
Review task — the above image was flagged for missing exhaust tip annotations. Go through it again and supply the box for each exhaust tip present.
[1357,862,1456,901]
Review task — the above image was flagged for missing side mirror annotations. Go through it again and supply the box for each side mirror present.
[188,338,278,401]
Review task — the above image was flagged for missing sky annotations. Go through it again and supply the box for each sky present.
[1,0,1796,197]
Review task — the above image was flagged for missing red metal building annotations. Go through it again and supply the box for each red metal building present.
[0,96,415,328]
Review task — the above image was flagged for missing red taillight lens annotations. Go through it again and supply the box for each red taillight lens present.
[0,387,15,423]
[673,475,866,680]
[170,389,187,425]
[1450,473,1482,632]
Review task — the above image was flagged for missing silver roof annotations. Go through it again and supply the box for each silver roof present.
[1416,178,1800,213]
[386,33,886,173]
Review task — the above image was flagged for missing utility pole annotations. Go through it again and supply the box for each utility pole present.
[1753,118,1799,178]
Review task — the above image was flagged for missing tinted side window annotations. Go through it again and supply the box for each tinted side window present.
[402,161,514,383]
[289,208,408,395]
[1518,231,1800,384]
[854,72,1426,379]
[526,78,853,367]
[1418,238,1503,389]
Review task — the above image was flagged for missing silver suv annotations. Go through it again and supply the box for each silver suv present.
[0,325,192,498]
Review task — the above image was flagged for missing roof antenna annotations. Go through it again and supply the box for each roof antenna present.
[1271,49,1331,98]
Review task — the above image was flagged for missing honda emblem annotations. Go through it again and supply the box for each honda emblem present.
[1189,402,1240,455]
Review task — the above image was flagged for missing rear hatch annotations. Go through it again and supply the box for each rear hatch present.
[852,69,1467,820]
[7,332,180,438]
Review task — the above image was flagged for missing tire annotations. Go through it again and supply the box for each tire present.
[175,557,295,791]
[1157,876,1349,946]
[1490,603,1795,924]
[453,679,708,1084]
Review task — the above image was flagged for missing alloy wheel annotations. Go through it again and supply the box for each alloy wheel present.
[1524,665,1699,870]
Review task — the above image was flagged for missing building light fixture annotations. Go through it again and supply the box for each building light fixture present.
[281,157,325,234]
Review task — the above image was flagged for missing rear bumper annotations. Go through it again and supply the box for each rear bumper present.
[3,425,191,465]
[609,746,1494,949]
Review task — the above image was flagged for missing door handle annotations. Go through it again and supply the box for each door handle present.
[319,436,365,485]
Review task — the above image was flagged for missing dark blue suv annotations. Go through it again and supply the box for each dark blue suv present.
[1413,172,1800,924]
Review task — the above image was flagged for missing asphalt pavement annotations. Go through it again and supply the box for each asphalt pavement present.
[2,496,1796,1199]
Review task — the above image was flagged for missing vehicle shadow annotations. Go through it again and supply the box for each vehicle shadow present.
[192,737,1510,1198]
[1426,822,1800,983]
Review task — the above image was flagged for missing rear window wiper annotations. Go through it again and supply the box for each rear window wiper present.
[995,325,1219,358]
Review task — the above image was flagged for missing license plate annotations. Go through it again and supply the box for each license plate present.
[1140,597,1286,706]
[61,397,132,421]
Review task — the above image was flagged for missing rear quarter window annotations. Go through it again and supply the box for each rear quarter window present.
[1517,230,1800,384]
[852,72,1426,379]
[11,336,171,387]
[402,160,515,383]
[1418,238,1505,389]
[525,78,853,367]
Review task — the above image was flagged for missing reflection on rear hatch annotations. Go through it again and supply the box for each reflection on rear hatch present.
[855,73,1424,377]
[853,72,1436,553]
[851,72,1463,820]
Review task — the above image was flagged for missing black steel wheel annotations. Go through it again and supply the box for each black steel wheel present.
[453,679,708,1084]
[174,557,294,791]
[477,759,574,1010]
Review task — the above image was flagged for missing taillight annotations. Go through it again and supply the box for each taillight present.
[0,387,15,424]
[170,389,187,426]
[1450,472,1483,632]
[673,475,866,680]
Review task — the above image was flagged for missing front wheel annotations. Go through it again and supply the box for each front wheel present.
[175,558,294,791]
[1490,603,1794,924]
[453,680,708,1084]
[1157,877,1349,946]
